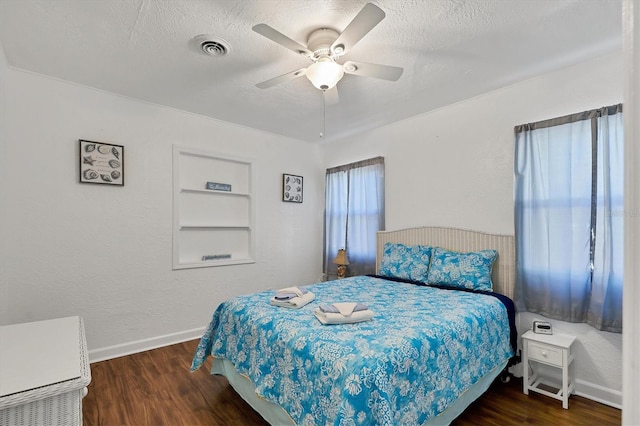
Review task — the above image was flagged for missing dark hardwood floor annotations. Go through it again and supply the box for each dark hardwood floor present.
[83,340,621,425]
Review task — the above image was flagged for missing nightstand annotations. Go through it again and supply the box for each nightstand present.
[522,329,576,409]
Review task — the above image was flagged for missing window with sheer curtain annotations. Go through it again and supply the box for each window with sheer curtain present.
[514,104,623,333]
[323,157,385,278]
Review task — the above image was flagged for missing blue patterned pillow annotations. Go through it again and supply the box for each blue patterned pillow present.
[379,243,432,283]
[426,247,498,291]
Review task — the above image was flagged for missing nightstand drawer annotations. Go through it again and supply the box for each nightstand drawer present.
[528,342,563,367]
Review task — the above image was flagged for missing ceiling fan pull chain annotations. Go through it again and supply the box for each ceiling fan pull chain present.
[321,92,326,139]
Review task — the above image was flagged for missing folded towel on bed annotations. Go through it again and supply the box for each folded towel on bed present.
[273,286,309,301]
[270,287,315,308]
[313,303,374,325]
[319,302,368,315]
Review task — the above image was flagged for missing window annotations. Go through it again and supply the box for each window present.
[324,157,385,278]
[514,104,623,333]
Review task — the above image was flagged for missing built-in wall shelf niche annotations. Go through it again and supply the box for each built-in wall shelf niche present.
[173,146,255,269]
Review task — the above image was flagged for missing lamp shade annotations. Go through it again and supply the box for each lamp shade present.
[333,248,349,265]
[305,58,344,91]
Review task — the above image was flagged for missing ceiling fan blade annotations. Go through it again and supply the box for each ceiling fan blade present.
[342,61,403,81]
[330,3,385,56]
[256,68,307,89]
[323,87,339,105]
[252,24,313,57]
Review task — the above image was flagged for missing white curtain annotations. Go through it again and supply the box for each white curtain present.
[514,105,623,332]
[324,157,385,278]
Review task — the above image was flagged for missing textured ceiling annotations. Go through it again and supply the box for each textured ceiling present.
[0,0,623,143]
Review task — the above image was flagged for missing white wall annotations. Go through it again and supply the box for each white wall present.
[323,51,624,407]
[0,63,325,360]
[0,46,10,326]
[622,0,640,423]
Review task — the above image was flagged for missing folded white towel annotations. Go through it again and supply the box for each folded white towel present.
[274,286,307,298]
[270,289,315,309]
[320,302,366,316]
[313,306,374,325]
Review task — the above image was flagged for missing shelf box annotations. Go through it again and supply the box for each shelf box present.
[173,146,254,269]
[177,227,252,256]
[181,188,251,197]
[179,191,250,227]
[173,258,256,270]
[179,152,250,193]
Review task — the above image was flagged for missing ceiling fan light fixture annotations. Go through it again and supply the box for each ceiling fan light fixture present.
[306,58,344,91]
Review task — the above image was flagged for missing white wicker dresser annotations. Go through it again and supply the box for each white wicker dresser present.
[0,316,91,426]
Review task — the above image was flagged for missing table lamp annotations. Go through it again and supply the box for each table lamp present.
[333,248,349,279]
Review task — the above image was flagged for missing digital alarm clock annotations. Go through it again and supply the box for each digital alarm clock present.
[533,321,553,335]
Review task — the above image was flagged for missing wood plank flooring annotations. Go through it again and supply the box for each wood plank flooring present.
[83,340,621,425]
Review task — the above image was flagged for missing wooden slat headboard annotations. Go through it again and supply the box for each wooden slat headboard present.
[376,227,516,299]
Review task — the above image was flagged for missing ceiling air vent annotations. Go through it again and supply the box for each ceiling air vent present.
[192,35,231,57]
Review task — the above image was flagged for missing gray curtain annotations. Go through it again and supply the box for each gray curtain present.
[514,104,623,332]
[323,157,385,278]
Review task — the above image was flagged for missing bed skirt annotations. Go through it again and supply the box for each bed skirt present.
[211,356,508,426]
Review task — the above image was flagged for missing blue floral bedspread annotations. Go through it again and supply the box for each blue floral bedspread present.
[191,276,514,425]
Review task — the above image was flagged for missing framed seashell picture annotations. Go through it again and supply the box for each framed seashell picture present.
[282,173,303,203]
[79,139,124,186]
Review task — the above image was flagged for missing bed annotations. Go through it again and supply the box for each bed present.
[191,227,516,425]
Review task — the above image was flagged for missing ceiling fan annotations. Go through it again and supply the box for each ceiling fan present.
[252,2,403,104]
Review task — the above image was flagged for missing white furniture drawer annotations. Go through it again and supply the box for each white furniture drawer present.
[528,342,563,367]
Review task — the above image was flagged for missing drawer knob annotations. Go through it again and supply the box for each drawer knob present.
[541,351,548,357]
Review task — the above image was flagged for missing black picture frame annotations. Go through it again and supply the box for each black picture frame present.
[79,140,124,186]
[282,174,303,203]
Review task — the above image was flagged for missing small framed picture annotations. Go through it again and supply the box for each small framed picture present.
[79,140,124,186]
[283,174,303,203]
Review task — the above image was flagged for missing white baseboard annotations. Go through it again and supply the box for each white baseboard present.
[511,362,622,409]
[88,327,205,363]
[575,379,622,409]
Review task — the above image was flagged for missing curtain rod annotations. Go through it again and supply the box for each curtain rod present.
[514,103,623,134]
[326,156,384,174]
